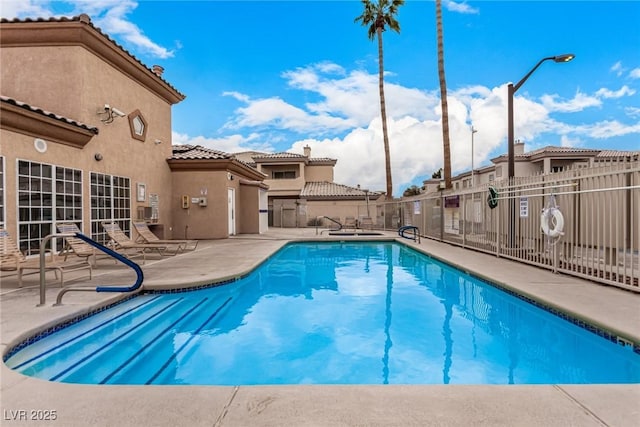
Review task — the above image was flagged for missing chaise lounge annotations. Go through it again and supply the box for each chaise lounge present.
[101,222,175,263]
[0,227,92,287]
[132,221,198,252]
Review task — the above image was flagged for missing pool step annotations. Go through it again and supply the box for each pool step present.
[104,296,233,384]
[10,292,235,384]
[12,296,186,381]
[5,295,166,371]
[59,296,219,384]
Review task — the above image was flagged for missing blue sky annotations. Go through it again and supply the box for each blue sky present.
[2,1,639,195]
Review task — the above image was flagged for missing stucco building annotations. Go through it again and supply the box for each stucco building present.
[424,142,640,193]
[236,146,384,227]
[0,15,267,253]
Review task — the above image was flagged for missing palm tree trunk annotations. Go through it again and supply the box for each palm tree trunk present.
[377,27,394,199]
[436,0,452,189]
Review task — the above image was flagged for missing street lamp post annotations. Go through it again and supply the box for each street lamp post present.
[507,53,575,247]
[471,125,477,187]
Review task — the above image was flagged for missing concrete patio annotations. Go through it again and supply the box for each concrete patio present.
[1,228,639,426]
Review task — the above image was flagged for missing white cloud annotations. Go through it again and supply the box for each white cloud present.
[577,120,640,139]
[283,63,439,126]
[540,91,601,113]
[629,68,640,79]
[444,1,479,14]
[222,91,250,103]
[0,0,51,18]
[171,131,274,153]
[223,95,358,134]
[595,85,636,99]
[625,106,640,118]
[610,61,625,77]
[559,135,581,148]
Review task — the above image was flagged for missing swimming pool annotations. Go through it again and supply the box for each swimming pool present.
[5,241,640,385]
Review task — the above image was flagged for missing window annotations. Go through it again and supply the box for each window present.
[272,171,296,179]
[496,166,502,177]
[489,174,495,182]
[551,166,564,173]
[127,109,147,142]
[90,173,131,244]
[17,160,82,255]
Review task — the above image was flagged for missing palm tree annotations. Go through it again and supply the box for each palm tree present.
[435,0,452,189]
[355,0,405,199]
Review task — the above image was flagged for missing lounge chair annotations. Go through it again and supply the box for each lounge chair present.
[360,217,374,230]
[101,222,175,261]
[344,216,358,231]
[0,227,92,287]
[132,221,197,251]
[56,223,99,266]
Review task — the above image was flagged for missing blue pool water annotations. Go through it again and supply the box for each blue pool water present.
[5,241,640,385]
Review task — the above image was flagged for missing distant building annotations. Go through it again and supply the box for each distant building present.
[424,142,639,193]
[235,146,384,227]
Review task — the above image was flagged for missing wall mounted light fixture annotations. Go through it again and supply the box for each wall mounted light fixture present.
[97,104,127,124]
[154,139,162,145]
[94,153,103,161]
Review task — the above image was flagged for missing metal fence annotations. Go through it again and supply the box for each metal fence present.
[389,160,640,293]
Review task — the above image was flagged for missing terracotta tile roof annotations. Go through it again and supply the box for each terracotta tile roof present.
[309,157,337,164]
[493,145,604,161]
[1,95,99,134]
[253,152,307,160]
[236,151,337,167]
[0,14,185,100]
[596,150,639,158]
[171,144,232,160]
[301,181,383,199]
[525,146,600,157]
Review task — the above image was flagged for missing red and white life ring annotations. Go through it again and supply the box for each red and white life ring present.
[540,208,564,238]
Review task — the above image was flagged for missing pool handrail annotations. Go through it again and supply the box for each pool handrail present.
[319,216,343,234]
[398,225,421,243]
[52,232,144,306]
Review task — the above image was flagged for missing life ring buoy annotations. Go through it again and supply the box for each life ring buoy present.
[541,208,564,238]
[487,187,498,209]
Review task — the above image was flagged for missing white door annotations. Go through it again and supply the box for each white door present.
[228,188,236,236]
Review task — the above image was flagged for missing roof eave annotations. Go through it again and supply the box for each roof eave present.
[167,158,267,181]
[0,100,98,148]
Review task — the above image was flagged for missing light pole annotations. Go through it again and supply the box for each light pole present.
[507,53,575,181]
[507,53,574,247]
[471,125,477,187]
[364,189,370,218]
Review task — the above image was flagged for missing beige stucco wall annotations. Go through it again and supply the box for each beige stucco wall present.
[237,184,261,234]
[170,170,234,240]
[305,164,333,182]
[1,45,175,238]
[304,200,378,227]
